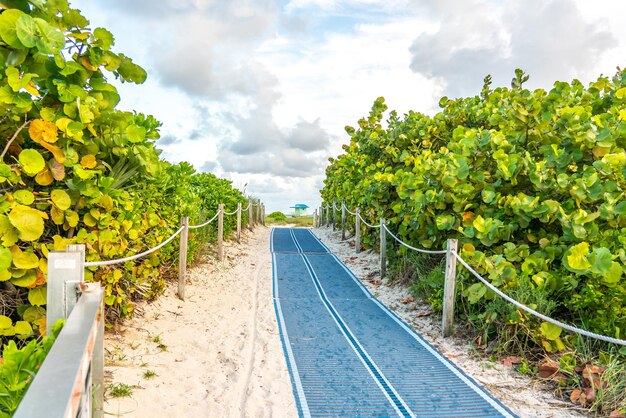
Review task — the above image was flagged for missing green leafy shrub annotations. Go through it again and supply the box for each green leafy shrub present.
[322,68,626,347]
[267,211,287,222]
[0,0,250,333]
[0,320,62,416]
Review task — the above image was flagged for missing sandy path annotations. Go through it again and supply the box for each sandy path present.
[104,227,297,417]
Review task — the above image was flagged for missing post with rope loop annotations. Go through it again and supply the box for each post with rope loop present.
[217,204,224,261]
[327,203,332,227]
[319,206,323,227]
[178,217,189,300]
[442,238,458,338]
[236,202,242,243]
[379,218,386,279]
[262,204,266,226]
[332,201,336,231]
[248,199,253,231]
[313,209,318,228]
[341,203,346,240]
[355,207,361,253]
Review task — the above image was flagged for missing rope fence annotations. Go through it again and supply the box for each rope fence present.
[318,201,626,346]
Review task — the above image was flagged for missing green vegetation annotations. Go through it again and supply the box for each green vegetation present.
[267,211,287,222]
[0,0,250,340]
[0,320,62,416]
[265,211,313,227]
[142,369,157,379]
[107,382,133,398]
[322,69,626,414]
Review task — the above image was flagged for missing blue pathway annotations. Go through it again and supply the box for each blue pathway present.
[271,227,517,418]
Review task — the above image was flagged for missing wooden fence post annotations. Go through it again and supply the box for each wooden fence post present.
[313,209,318,227]
[178,216,189,300]
[236,202,242,243]
[262,204,265,226]
[218,204,224,261]
[341,203,346,240]
[355,207,361,253]
[380,218,386,279]
[248,199,253,231]
[332,201,336,231]
[442,238,459,338]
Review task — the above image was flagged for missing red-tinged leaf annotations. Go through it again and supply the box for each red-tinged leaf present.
[538,359,560,378]
[415,310,432,318]
[609,410,625,418]
[501,356,521,367]
[570,389,581,404]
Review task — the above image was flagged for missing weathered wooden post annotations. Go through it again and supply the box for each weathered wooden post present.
[262,204,265,226]
[218,204,224,261]
[178,216,189,300]
[313,209,318,227]
[379,217,386,279]
[332,201,336,231]
[248,199,253,231]
[355,207,361,253]
[442,238,459,338]
[341,203,346,240]
[236,202,242,243]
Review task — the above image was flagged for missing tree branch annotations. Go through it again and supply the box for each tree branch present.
[1,118,30,159]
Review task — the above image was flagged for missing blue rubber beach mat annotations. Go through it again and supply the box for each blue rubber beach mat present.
[271,227,517,417]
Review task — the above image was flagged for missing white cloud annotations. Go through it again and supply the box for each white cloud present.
[409,0,618,96]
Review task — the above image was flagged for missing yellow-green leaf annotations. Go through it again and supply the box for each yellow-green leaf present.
[18,148,45,176]
[28,286,46,306]
[11,269,36,287]
[540,322,562,341]
[0,247,11,271]
[0,315,12,329]
[51,189,71,211]
[14,321,32,335]
[8,204,46,241]
[13,190,34,205]
[10,246,38,269]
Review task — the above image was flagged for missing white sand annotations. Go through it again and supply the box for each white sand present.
[313,226,589,418]
[104,226,297,417]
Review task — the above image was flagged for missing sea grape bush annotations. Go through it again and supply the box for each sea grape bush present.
[0,0,249,338]
[322,69,626,348]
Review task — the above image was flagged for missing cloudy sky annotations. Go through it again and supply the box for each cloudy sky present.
[75,0,625,214]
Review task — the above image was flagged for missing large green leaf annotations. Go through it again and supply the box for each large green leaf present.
[15,13,37,48]
[28,286,47,306]
[540,322,562,341]
[19,149,45,176]
[0,247,11,271]
[563,242,592,274]
[33,17,65,54]
[51,189,71,211]
[0,9,25,49]
[8,205,46,241]
[10,246,38,269]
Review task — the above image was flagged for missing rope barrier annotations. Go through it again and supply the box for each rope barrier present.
[224,209,238,216]
[342,202,357,216]
[357,212,381,229]
[383,224,447,255]
[243,202,251,211]
[85,226,185,267]
[188,209,221,230]
[454,253,626,346]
